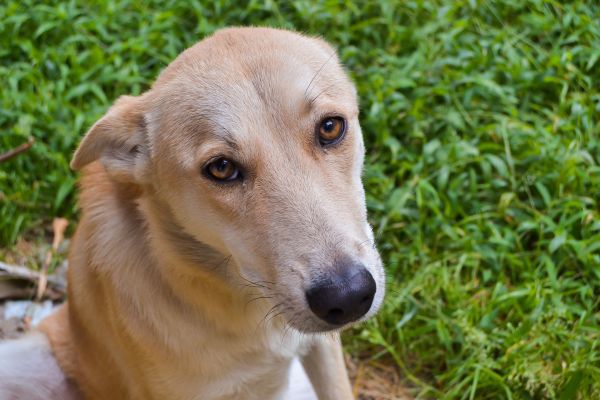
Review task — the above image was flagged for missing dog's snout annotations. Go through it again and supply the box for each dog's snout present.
[306,264,376,326]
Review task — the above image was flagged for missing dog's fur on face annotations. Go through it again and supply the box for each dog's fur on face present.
[72,27,385,334]
[0,27,385,400]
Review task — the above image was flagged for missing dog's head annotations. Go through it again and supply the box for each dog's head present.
[71,27,385,333]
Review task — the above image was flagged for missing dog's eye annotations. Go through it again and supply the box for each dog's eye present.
[317,117,346,146]
[204,158,240,182]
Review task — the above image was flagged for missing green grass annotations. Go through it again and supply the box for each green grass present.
[1,0,599,398]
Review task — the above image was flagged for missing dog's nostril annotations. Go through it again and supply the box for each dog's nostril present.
[306,265,376,326]
[328,308,344,318]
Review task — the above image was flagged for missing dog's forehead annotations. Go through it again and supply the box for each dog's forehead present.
[152,28,357,144]
[156,27,344,89]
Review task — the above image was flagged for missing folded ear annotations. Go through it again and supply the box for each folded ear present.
[71,95,150,183]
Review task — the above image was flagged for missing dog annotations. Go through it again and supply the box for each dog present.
[0,27,385,399]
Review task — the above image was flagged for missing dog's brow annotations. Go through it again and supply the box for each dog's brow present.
[221,135,239,150]
[212,122,239,150]
[303,51,337,99]
[304,79,347,110]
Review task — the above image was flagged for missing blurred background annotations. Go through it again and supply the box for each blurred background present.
[1,1,599,398]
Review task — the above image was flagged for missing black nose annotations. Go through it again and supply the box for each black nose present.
[306,264,376,326]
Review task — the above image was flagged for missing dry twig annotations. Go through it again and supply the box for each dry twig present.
[0,137,35,163]
[0,261,67,295]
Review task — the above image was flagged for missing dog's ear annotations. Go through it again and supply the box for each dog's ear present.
[71,95,150,183]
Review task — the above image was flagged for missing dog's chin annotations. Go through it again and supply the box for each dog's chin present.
[286,319,342,334]
[286,309,380,334]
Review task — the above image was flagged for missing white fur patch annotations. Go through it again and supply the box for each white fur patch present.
[284,358,317,400]
[0,332,80,400]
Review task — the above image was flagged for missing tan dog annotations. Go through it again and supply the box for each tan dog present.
[0,27,385,400]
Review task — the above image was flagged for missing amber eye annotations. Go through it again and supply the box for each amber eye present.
[204,158,240,182]
[317,117,346,146]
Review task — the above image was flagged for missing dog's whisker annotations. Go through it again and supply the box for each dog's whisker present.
[236,270,273,291]
[244,294,274,313]
[245,295,273,307]
[257,302,284,332]
[257,279,276,285]
[303,51,337,100]
[263,303,282,319]
[281,312,302,346]
[266,310,287,329]
[308,81,340,106]
[356,238,376,251]
[240,283,269,290]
